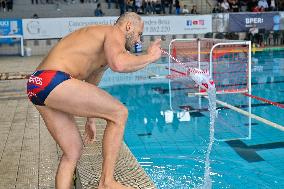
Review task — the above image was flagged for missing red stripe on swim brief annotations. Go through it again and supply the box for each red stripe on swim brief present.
[38,71,57,89]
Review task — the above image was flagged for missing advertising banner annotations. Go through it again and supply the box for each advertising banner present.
[229,12,280,32]
[143,15,212,35]
[212,13,229,33]
[0,19,23,44]
[22,17,117,39]
[23,15,212,39]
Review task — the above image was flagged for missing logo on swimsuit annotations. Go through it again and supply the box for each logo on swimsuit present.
[28,91,37,97]
[29,76,43,85]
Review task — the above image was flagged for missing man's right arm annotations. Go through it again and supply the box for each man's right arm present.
[104,31,161,73]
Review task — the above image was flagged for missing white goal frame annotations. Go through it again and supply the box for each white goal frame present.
[168,38,252,141]
[0,35,24,56]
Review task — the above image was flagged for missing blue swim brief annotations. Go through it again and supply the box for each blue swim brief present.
[26,70,71,106]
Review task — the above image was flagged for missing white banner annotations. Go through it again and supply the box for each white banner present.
[143,15,212,35]
[23,15,212,39]
[22,17,117,39]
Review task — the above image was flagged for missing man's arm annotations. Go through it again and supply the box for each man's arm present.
[104,30,161,73]
[84,72,104,132]
[84,117,97,144]
[83,72,105,142]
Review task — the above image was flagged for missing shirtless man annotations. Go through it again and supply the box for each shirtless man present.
[26,12,161,189]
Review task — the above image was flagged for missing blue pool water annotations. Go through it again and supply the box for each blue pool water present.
[103,50,284,189]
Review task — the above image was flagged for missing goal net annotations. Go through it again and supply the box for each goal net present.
[0,35,24,56]
[168,38,252,141]
[168,38,251,95]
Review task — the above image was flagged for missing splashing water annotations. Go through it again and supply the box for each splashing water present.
[162,49,218,188]
[191,71,217,189]
[200,85,216,189]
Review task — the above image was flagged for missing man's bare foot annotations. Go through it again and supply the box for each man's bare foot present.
[98,180,134,189]
[84,120,96,145]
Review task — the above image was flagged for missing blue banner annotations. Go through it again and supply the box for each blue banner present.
[0,19,23,44]
[229,13,280,32]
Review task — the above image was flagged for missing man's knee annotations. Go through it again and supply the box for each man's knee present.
[119,104,128,119]
[112,104,128,125]
[64,143,83,163]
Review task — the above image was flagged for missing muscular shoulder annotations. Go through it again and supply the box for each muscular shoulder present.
[86,25,113,35]
[104,25,125,47]
[76,25,113,41]
[60,25,112,42]
[54,25,113,50]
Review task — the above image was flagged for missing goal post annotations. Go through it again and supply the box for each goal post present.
[0,35,24,56]
[168,38,252,141]
[168,38,251,95]
[209,41,251,95]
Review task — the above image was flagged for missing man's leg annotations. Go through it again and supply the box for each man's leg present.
[44,78,132,189]
[36,106,83,189]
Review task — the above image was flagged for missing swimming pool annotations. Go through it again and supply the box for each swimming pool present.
[102,50,284,189]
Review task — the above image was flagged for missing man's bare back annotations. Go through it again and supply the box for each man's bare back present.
[37,25,115,80]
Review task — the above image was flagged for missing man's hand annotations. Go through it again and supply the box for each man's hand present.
[147,39,162,63]
[84,118,97,145]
